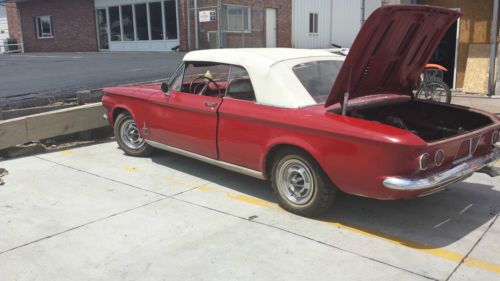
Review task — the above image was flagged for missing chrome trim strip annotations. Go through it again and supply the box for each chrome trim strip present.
[383,147,500,192]
[146,140,266,180]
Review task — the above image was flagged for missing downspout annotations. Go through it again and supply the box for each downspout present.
[489,0,499,96]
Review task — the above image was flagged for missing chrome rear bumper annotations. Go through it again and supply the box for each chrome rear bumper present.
[383,148,500,194]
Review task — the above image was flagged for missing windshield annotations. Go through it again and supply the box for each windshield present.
[292,60,343,103]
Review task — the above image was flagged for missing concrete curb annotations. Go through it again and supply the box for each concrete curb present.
[0,103,108,150]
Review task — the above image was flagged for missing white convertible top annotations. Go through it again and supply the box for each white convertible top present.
[183,48,344,108]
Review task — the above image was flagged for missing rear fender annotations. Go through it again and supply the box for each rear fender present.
[262,136,325,177]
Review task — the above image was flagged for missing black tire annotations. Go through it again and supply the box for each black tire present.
[270,148,337,217]
[114,112,153,157]
[416,80,451,103]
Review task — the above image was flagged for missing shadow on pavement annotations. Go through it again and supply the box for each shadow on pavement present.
[150,149,499,249]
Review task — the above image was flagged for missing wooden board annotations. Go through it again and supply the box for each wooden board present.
[463,44,491,94]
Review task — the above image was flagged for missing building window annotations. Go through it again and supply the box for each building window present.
[97,0,178,45]
[121,5,134,41]
[135,3,149,40]
[224,5,251,32]
[309,13,318,34]
[149,2,163,40]
[164,0,178,39]
[36,16,53,39]
[109,6,121,41]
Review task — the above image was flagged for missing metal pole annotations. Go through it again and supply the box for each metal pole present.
[488,0,499,96]
[361,0,365,26]
[187,0,191,50]
[217,0,222,48]
[194,0,199,49]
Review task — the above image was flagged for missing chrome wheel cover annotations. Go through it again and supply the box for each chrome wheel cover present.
[277,159,315,205]
[120,119,145,150]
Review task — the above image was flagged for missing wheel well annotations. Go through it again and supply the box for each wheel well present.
[112,108,130,124]
[264,144,315,178]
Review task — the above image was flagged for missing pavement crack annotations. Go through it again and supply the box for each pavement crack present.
[0,197,168,256]
[35,156,169,197]
[445,214,499,281]
[170,196,438,281]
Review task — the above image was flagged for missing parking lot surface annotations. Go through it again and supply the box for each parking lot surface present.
[0,52,184,100]
[0,142,499,280]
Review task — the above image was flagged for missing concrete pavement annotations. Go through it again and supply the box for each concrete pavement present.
[0,142,499,280]
[451,94,500,115]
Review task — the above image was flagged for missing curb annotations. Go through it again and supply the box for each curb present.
[0,102,108,151]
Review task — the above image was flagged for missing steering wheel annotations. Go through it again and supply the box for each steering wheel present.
[189,76,222,97]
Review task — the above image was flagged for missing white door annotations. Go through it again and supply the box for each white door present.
[266,8,277,48]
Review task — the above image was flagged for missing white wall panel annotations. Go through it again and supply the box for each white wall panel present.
[292,0,332,49]
[330,0,362,48]
[0,18,9,41]
[293,0,382,49]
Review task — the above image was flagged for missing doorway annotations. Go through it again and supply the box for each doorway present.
[266,8,277,48]
[429,21,458,88]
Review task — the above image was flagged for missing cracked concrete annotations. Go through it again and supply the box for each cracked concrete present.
[0,141,499,280]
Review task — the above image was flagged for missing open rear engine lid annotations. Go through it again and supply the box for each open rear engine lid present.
[325,5,460,107]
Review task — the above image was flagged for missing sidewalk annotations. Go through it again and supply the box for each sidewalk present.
[452,93,500,114]
[0,142,499,280]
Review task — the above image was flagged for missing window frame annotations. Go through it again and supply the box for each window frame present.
[167,62,186,92]
[224,64,256,103]
[309,12,319,35]
[35,15,53,39]
[120,5,135,41]
[224,4,251,33]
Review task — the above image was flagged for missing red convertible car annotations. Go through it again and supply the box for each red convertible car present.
[102,5,499,216]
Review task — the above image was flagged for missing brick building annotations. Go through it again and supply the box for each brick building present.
[3,0,292,52]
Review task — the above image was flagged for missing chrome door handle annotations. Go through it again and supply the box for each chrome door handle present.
[204,101,218,108]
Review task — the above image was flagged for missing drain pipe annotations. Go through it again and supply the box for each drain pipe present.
[488,0,499,96]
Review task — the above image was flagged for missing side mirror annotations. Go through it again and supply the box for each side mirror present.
[160,82,169,94]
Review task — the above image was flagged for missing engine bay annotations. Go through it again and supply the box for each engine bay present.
[348,100,494,142]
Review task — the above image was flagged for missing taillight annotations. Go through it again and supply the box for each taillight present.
[419,153,431,171]
[434,149,445,166]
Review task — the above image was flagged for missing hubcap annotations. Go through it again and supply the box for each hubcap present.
[277,159,315,205]
[120,119,145,150]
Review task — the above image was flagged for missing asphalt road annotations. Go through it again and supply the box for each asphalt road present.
[0,52,184,100]
[1,142,499,280]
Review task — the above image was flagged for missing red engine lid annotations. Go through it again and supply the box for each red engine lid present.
[325,5,460,107]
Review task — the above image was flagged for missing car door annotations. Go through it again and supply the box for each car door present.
[147,62,229,159]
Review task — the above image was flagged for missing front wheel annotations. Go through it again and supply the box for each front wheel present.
[416,80,451,103]
[271,149,337,217]
[114,112,153,157]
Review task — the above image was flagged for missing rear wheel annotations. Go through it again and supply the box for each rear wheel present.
[271,148,337,217]
[416,80,451,103]
[114,112,153,157]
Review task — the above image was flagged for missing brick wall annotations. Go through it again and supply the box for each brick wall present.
[179,0,292,51]
[14,0,98,52]
[5,3,21,43]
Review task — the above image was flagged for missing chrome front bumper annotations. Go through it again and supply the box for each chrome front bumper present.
[383,148,500,194]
